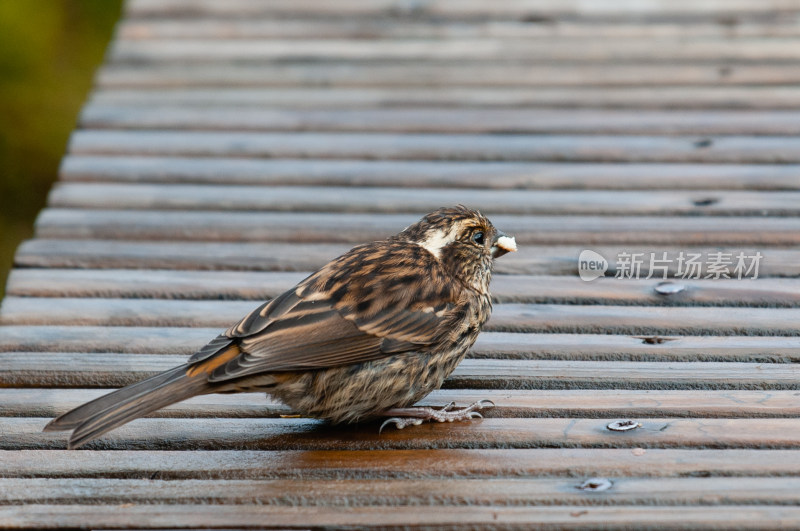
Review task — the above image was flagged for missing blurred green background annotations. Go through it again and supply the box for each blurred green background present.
[0,0,121,299]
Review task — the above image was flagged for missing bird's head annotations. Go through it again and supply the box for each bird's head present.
[395,206,517,292]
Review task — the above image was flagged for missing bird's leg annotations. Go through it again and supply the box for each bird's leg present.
[379,399,494,432]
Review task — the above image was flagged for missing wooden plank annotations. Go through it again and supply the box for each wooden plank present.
[468,334,800,363]
[95,63,800,88]
[3,353,798,390]
[448,360,800,390]
[6,269,307,300]
[8,298,800,335]
[81,87,800,109]
[59,156,800,191]
[13,239,355,272]
[33,208,536,243]
[0,352,184,387]
[125,0,800,18]
[116,19,800,40]
[6,448,800,479]
[108,39,800,63]
[7,417,800,450]
[6,387,800,419]
[46,183,800,216]
[6,504,800,530]
[5,476,800,506]
[87,83,800,110]
[67,130,800,163]
[0,324,220,353]
[79,106,800,134]
[16,241,799,278]
[0,387,293,418]
[11,0,800,526]
[3,327,800,363]
[32,209,800,245]
[10,270,800,307]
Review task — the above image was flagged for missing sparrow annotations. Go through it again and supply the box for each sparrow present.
[45,206,517,448]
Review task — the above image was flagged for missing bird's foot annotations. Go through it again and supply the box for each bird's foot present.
[379,399,494,433]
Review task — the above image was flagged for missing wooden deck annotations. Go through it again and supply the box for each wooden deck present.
[3,0,800,528]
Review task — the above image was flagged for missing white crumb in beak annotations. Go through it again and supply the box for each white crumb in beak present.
[496,235,517,253]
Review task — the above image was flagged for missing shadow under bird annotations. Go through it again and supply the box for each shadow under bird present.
[45,206,518,448]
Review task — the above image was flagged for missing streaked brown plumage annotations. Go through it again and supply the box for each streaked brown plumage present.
[45,206,517,448]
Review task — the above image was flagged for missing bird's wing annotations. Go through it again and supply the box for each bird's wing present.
[186,242,459,383]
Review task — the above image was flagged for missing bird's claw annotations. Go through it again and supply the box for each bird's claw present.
[470,399,495,412]
[379,417,424,433]
[378,399,495,433]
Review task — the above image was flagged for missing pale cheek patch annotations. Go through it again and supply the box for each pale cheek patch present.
[497,236,517,253]
[419,227,458,259]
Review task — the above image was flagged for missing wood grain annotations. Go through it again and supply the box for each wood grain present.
[6,387,800,419]
[125,0,800,18]
[33,209,800,245]
[3,353,798,390]
[57,156,800,190]
[3,327,800,362]
[47,183,800,216]
[81,88,800,109]
[68,130,800,163]
[108,39,800,63]
[15,240,800,276]
[116,19,800,40]
[95,63,800,88]
[7,416,800,451]
[7,297,800,335]
[6,504,800,529]
[4,476,800,506]
[10,269,800,307]
[96,63,800,89]
[79,106,800,133]
[6,448,800,479]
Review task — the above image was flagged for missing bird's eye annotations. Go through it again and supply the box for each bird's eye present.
[472,231,485,245]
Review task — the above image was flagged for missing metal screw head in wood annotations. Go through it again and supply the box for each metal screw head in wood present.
[655,282,686,295]
[607,420,642,432]
[577,478,613,492]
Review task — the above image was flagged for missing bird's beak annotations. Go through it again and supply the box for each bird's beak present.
[491,231,517,258]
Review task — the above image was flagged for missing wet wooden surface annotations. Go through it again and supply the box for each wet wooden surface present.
[3,0,800,528]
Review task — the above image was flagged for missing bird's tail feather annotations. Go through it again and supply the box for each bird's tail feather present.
[44,364,209,449]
